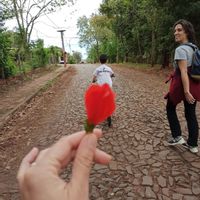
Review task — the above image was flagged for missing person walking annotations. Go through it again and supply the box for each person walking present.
[166,19,200,153]
[92,54,115,127]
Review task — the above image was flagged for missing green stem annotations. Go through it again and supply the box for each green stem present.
[84,119,95,134]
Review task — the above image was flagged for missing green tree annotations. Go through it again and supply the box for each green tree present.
[100,0,200,66]
[30,39,48,68]
[0,5,5,29]
[48,46,60,64]
[1,0,75,59]
[100,0,135,62]
[77,14,114,62]
[0,31,15,78]
[72,51,82,63]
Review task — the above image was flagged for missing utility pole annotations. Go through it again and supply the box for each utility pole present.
[57,29,67,68]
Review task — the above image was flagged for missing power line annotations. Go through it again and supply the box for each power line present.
[33,28,80,39]
[44,12,60,29]
[33,28,58,38]
[36,20,58,29]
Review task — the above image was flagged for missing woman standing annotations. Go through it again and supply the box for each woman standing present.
[166,19,200,153]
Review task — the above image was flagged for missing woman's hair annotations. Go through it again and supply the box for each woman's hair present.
[173,19,197,44]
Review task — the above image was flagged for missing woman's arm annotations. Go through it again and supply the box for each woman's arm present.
[178,60,195,104]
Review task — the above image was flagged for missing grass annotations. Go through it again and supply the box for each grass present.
[40,78,58,93]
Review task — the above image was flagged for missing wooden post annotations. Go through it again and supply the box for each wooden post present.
[57,30,67,67]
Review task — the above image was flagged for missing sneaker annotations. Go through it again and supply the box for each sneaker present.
[182,143,189,149]
[189,146,198,153]
[168,136,186,145]
[182,143,198,153]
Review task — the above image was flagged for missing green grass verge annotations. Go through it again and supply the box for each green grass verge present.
[40,78,58,93]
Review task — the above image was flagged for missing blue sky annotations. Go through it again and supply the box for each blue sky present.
[5,0,102,59]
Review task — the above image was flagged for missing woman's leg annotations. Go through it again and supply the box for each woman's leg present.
[166,99,182,138]
[184,101,199,147]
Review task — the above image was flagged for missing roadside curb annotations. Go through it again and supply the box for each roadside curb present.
[0,66,70,130]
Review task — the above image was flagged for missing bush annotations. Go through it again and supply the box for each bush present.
[67,55,76,64]
[0,31,17,78]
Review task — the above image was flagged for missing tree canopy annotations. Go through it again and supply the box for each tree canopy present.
[0,5,5,29]
[0,0,75,79]
[4,0,74,50]
[77,0,200,65]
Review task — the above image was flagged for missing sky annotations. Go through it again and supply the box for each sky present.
[5,0,103,59]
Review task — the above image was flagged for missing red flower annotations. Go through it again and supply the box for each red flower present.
[84,83,116,132]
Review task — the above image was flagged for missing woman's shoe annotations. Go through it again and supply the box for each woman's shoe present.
[168,136,186,145]
[182,143,198,153]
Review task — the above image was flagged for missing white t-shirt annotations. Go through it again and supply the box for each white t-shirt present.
[93,64,114,87]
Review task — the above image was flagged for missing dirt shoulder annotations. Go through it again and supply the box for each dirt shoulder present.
[0,65,68,129]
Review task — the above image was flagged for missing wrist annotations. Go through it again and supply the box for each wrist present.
[184,91,189,95]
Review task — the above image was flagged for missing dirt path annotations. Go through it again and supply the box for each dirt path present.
[0,66,67,128]
[0,64,200,200]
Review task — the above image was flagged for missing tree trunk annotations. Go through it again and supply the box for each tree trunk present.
[137,31,142,56]
[116,37,119,63]
[124,52,128,63]
[0,66,5,79]
[96,41,99,62]
[161,49,170,68]
[151,30,156,67]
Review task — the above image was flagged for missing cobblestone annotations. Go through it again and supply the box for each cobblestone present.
[0,64,200,199]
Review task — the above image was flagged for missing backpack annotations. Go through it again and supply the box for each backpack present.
[182,43,200,81]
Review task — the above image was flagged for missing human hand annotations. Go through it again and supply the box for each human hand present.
[185,91,195,104]
[17,129,112,200]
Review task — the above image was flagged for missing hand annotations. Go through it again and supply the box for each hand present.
[185,91,196,104]
[17,129,112,200]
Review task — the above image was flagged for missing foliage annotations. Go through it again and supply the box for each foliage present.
[67,54,76,64]
[78,0,200,66]
[0,0,75,75]
[77,14,114,62]
[0,30,15,78]
[0,30,62,79]
[48,46,60,64]
[30,39,48,69]
[1,0,75,48]
[0,5,5,29]
[72,51,82,63]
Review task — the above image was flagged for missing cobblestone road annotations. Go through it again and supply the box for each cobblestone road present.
[0,64,200,200]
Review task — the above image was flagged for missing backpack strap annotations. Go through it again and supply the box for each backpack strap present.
[180,43,198,51]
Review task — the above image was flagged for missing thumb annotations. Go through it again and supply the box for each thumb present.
[71,133,97,189]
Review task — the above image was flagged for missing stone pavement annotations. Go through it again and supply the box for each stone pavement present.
[52,64,199,200]
[87,65,200,200]
[0,66,68,128]
[0,64,200,200]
